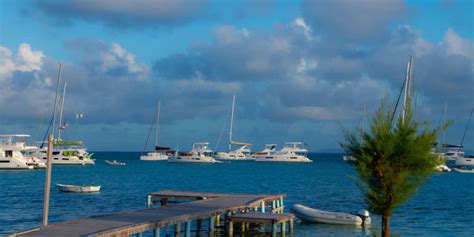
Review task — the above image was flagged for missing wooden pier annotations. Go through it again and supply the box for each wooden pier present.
[8,190,292,237]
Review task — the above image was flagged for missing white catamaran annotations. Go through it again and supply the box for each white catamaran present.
[254,142,312,163]
[0,134,40,170]
[168,142,219,163]
[214,95,253,161]
[140,101,171,161]
[32,82,94,165]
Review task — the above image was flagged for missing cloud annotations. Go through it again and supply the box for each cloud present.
[301,0,408,42]
[33,0,209,27]
[65,38,148,80]
[0,43,44,80]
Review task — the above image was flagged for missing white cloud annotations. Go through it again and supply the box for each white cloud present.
[99,43,148,80]
[293,17,311,40]
[0,43,44,80]
[442,28,473,58]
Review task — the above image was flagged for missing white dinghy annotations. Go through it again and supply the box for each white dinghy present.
[105,160,126,166]
[57,184,101,193]
[291,204,371,226]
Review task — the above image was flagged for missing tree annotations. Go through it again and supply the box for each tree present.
[341,98,441,237]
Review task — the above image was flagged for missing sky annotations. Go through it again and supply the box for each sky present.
[0,0,473,152]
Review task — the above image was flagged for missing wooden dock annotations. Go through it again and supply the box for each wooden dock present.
[8,190,290,237]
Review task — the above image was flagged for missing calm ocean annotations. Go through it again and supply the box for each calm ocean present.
[1,152,473,236]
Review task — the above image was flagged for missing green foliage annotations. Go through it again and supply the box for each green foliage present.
[341,98,440,217]
[53,140,82,146]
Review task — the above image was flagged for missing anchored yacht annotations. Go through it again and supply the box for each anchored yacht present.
[33,142,94,165]
[168,143,219,163]
[140,101,170,161]
[255,142,312,163]
[251,144,277,159]
[0,135,35,170]
[214,95,253,161]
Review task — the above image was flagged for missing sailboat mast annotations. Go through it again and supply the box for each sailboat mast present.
[402,56,412,124]
[229,95,235,151]
[155,101,161,147]
[51,63,62,140]
[443,100,447,145]
[460,109,473,147]
[57,82,67,141]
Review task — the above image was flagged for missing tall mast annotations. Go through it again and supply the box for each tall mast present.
[229,95,235,151]
[57,82,67,141]
[155,100,161,147]
[443,100,447,145]
[460,109,473,147]
[51,63,62,140]
[402,56,412,124]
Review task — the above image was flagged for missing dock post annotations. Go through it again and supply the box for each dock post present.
[272,200,276,212]
[261,201,265,213]
[271,223,277,237]
[216,214,221,227]
[209,216,215,235]
[289,218,294,234]
[136,232,143,237]
[147,195,152,208]
[153,228,160,237]
[197,219,202,232]
[174,223,181,237]
[185,221,191,237]
[228,220,234,237]
[281,221,286,237]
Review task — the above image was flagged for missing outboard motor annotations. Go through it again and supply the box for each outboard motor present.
[357,209,371,226]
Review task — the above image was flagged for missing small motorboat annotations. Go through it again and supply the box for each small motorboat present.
[57,184,101,193]
[291,204,371,226]
[453,167,474,173]
[435,164,451,172]
[105,160,126,166]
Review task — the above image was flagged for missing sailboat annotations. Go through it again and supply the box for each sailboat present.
[453,109,473,167]
[32,81,94,165]
[140,101,171,161]
[214,95,253,161]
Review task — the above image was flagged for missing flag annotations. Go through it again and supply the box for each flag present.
[59,122,68,130]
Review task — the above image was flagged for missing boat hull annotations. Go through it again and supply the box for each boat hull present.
[453,168,474,173]
[168,156,219,163]
[57,184,101,193]
[291,204,370,226]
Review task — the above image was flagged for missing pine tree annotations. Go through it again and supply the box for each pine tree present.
[341,98,441,237]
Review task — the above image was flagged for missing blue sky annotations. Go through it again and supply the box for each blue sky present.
[0,0,472,152]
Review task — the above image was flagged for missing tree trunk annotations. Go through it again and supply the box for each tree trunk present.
[382,214,391,237]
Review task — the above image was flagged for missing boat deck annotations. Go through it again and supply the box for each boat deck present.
[9,190,286,237]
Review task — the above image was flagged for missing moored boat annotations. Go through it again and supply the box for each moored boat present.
[105,160,126,166]
[140,101,170,161]
[453,167,474,173]
[0,135,35,170]
[291,204,371,226]
[255,142,312,163]
[168,143,219,163]
[57,184,101,193]
[214,95,254,161]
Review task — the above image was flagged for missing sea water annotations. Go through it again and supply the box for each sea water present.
[1,153,473,236]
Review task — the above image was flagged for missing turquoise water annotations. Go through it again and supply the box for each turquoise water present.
[1,153,473,236]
